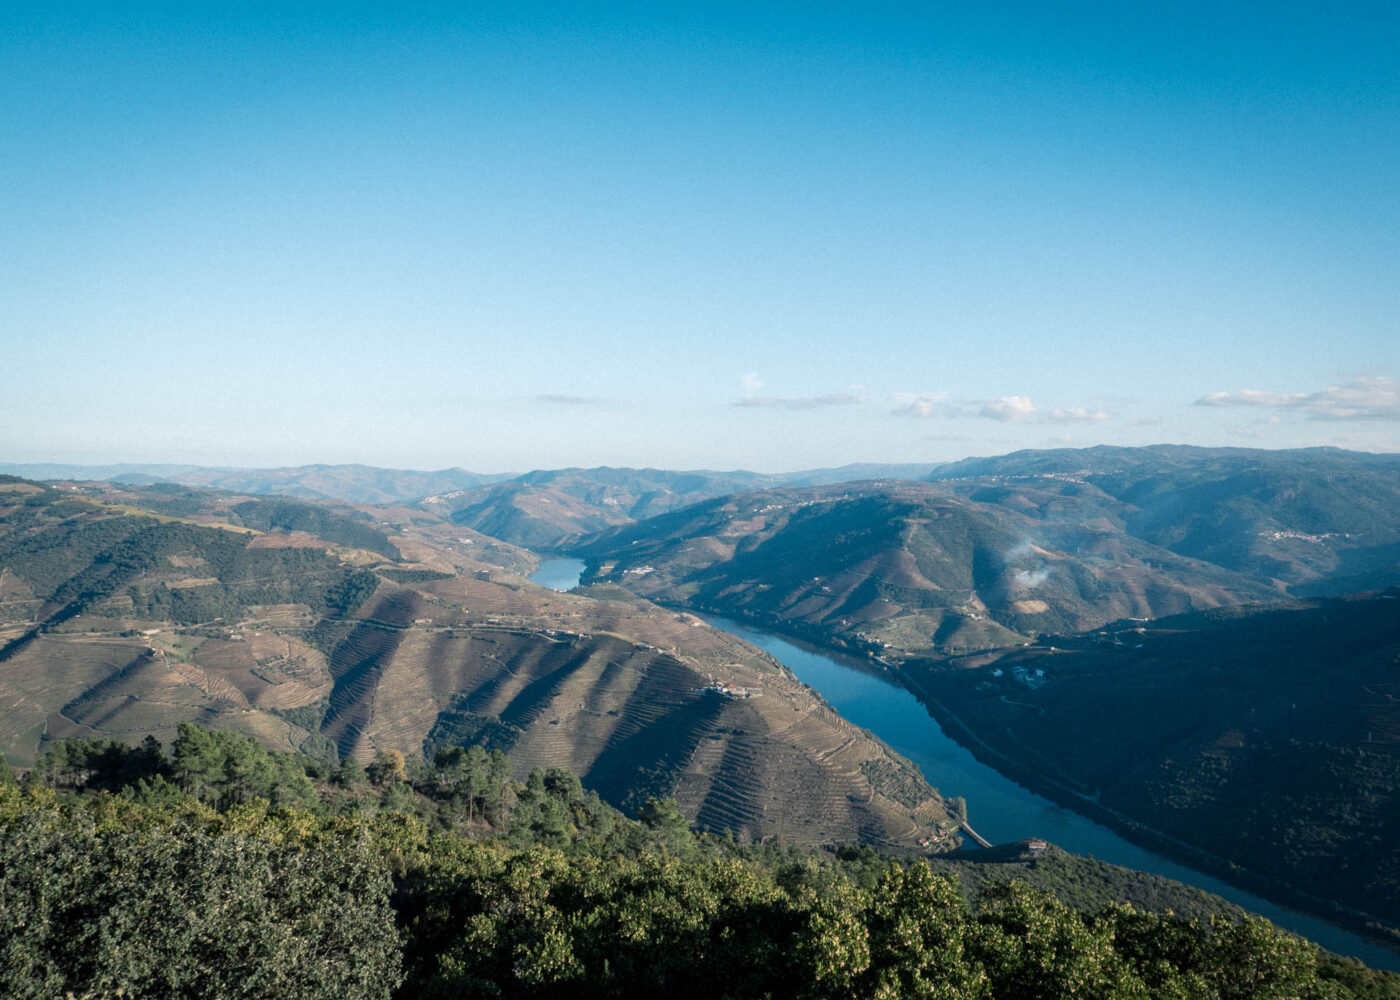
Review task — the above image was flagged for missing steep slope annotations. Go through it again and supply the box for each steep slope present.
[928,445,1400,595]
[313,575,957,847]
[909,590,1400,930]
[572,481,1278,658]
[425,467,791,550]
[0,477,956,849]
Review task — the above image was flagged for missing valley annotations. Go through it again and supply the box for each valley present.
[0,475,956,850]
[6,445,1400,969]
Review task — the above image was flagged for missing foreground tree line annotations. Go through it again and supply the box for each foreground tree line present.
[1,727,1397,999]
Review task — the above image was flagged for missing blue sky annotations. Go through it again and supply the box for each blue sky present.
[3,2,1397,472]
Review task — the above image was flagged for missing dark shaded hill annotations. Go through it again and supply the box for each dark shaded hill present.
[909,589,1400,932]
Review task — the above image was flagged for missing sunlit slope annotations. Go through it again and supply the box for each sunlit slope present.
[0,476,955,848]
[315,576,957,847]
[928,445,1400,594]
[426,468,788,550]
[424,465,939,550]
[572,481,1276,657]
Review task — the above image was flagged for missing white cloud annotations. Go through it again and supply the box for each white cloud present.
[740,372,764,394]
[895,392,1116,425]
[1044,407,1109,424]
[735,393,862,410]
[1196,376,1400,421]
[891,392,955,419]
[979,396,1036,422]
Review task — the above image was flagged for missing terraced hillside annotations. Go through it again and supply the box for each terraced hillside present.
[571,481,1278,658]
[0,476,955,849]
[310,574,956,847]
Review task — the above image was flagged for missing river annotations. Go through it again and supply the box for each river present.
[528,559,1397,968]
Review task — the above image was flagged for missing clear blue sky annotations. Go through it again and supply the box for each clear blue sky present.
[3,2,1397,472]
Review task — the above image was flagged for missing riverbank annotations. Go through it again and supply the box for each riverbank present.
[534,563,1400,968]
[680,608,1400,968]
[895,658,1400,962]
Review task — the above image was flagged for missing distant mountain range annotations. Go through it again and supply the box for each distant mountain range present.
[568,446,1400,655]
[927,445,1400,595]
[0,463,517,506]
[0,461,940,533]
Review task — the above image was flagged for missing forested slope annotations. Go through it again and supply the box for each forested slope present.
[5,726,1396,1000]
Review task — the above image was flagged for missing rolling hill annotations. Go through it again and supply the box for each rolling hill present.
[0,476,956,848]
[927,445,1400,595]
[570,480,1281,658]
[0,461,939,545]
[424,466,941,550]
[0,462,514,506]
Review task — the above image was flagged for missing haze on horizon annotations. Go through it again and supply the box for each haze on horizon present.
[3,2,1397,473]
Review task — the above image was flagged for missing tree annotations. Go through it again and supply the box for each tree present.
[0,786,402,999]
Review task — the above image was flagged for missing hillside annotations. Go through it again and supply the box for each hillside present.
[907,589,1400,932]
[0,477,955,849]
[571,480,1279,658]
[12,731,1395,1000]
[927,445,1400,595]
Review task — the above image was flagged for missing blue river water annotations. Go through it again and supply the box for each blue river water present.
[529,557,588,592]
[529,559,1398,968]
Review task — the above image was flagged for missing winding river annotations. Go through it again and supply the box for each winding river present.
[530,559,1397,968]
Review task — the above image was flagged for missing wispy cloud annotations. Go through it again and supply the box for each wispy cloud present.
[735,393,862,410]
[1044,407,1109,424]
[895,393,1107,424]
[536,394,605,406]
[1196,376,1400,421]
[740,372,764,394]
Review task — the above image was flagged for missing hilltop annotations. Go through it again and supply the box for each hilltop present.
[570,480,1281,657]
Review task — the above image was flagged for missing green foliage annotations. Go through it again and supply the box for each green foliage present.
[3,725,1390,1000]
[172,722,320,811]
[0,785,402,1000]
[377,568,454,584]
[423,694,521,758]
[230,498,400,559]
